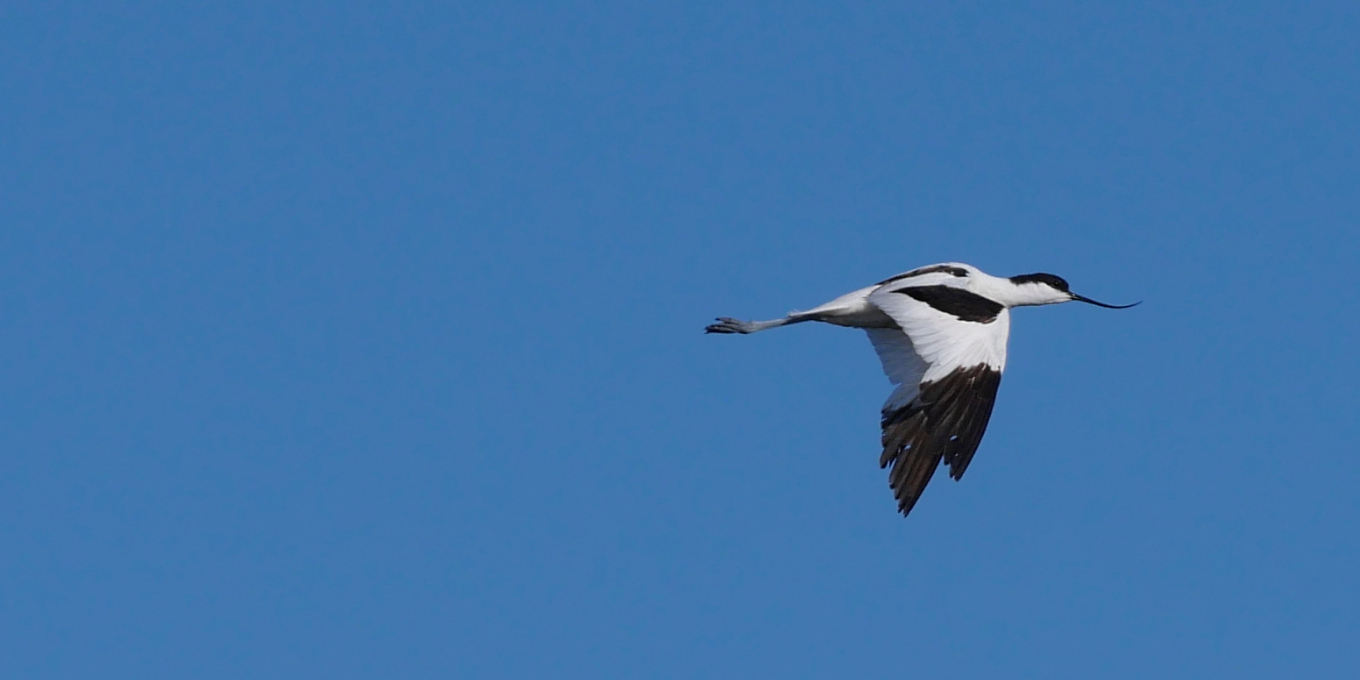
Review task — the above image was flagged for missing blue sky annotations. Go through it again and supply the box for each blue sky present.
[3,2,1358,678]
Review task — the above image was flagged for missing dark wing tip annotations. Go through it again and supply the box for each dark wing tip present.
[879,365,1003,517]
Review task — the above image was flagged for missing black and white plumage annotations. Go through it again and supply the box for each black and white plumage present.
[706,262,1136,517]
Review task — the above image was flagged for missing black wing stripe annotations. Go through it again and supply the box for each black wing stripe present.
[879,364,1003,516]
[875,265,970,286]
[896,286,1003,324]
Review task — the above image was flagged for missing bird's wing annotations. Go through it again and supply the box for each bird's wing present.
[864,328,929,412]
[865,283,1011,516]
[873,262,975,287]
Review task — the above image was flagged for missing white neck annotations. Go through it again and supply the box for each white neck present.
[967,275,1070,308]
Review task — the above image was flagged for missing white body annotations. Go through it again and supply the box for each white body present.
[705,261,1128,517]
[781,262,1062,407]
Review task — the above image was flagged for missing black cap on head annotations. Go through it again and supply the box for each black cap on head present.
[1009,273,1070,292]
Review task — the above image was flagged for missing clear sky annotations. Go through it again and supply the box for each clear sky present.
[3,2,1358,678]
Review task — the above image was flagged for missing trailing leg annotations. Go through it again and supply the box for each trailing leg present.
[704,315,812,334]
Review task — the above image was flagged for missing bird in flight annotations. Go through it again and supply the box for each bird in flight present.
[706,262,1137,517]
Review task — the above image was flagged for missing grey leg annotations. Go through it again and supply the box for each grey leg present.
[704,315,814,334]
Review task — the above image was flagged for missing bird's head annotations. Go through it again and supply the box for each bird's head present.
[1006,273,1140,309]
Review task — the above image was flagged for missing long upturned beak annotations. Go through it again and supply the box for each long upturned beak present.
[1071,293,1140,309]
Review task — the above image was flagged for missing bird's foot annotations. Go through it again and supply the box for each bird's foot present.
[705,317,755,334]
